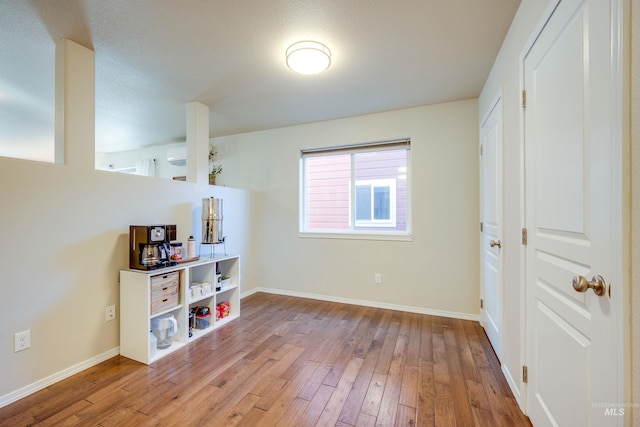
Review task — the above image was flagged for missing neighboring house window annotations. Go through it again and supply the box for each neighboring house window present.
[300,139,411,239]
[355,179,396,227]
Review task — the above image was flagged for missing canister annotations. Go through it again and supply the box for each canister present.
[202,197,223,243]
[195,312,211,329]
[170,242,183,260]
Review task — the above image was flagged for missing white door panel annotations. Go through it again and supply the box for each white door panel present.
[484,245,500,336]
[532,2,587,234]
[524,0,621,424]
[534,300,590,427]
[480,97,503,361]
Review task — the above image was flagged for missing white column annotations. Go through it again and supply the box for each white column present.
[186,101,209,184]
[54,39,95,167]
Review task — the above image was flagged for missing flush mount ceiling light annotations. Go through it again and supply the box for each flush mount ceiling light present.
[286,41,331,75]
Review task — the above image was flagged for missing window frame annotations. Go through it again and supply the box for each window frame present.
[299,139,412,241]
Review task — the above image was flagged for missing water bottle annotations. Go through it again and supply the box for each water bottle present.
[187,236,196,259]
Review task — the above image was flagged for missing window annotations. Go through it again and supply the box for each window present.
[300,139,411,239]
[355,179,396,227]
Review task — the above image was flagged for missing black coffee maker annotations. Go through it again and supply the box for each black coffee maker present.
[129,225,177,270]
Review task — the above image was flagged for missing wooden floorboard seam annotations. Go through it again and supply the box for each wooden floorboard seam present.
[0,292,531,427]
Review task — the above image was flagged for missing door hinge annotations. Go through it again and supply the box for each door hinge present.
[521,90,527,108]
[522,228,528,245]
[523,365,528,383]
[480,144,484,155]
[480,222,484,232]
[480,299,484,309]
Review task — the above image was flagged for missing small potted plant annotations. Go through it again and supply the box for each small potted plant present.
[209,148,223,185]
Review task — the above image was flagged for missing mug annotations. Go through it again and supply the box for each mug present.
[190,285,203,298]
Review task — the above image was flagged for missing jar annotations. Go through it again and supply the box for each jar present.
[170,242,183,260]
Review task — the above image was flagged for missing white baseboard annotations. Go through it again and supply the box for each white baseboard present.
[1,290,478,409]
[240,287,260,299]
[242,287,480,321]
[0,347,120,409]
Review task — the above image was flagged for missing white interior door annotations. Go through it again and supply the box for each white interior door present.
[480,97,503,361]
[524,0,623,425]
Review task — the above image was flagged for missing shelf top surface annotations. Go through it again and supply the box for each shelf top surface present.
[121,254,239,275]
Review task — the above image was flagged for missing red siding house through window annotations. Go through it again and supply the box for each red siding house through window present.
[304,149,407,232]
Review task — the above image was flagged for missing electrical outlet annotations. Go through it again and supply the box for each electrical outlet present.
[14,330,31,352]
[106,305,116,321]
[374,273,382,284]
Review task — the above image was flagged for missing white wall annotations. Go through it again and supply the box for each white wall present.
[213,99,480,318]
[0,39,255,405]
[96,142,188,180]
[0,157,254,404]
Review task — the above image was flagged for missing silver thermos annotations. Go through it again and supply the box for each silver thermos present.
[202,197,223,244]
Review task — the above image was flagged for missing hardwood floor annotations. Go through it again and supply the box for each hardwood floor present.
[0,293,531,426]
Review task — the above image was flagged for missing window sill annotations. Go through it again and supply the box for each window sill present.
[298,231,413,242]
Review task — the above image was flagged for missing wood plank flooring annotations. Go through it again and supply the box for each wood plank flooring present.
[0,292,531,426]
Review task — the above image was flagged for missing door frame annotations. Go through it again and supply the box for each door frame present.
[518,0,630,418]
[479,91,504,362]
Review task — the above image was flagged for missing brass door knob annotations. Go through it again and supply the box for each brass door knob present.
[489,240,502,248]
[572,275,607,296]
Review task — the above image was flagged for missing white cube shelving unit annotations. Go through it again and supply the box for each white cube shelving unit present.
[120,255,240,364]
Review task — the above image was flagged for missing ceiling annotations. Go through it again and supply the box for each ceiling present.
[0,0,520,160]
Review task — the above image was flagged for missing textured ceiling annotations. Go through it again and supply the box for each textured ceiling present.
[0,0,520,160]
